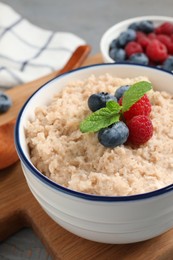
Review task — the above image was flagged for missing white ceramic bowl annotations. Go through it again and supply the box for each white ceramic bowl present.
[100,16,173,63]
[15,63,173,244]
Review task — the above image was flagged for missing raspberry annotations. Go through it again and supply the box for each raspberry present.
[126,115,153,145]
[136,31,150,49]
[125,41,143,57]
[156,34,171,49]
[148,32,157,40]
[146,39,168,62]
[167,42,173,55]
[118,97,123,106]
[155,22,173,35]
[122,94,151,121]
[136,31,146,40]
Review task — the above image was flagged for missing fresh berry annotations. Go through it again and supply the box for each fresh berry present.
[109,48,126,61]
[114,85,130,100]
[98,121,129,148]
[0,92,12,113]
[136,31,150,49]
[156,34,171,49]
[123,94,151,121]
[128,22,140,31]
[88,92,117,112]
[125,41,143,57]
[162,56,173,71]
[167,42,173,55]
[109,39,118,50]
[117,29,136,47]
[146,39,168,62]
[155,22,173,35]
[126,115,153,145]
[138,20,154,33]
[108,20,173,69]
[148,32,157,39]
[128,53,149,65]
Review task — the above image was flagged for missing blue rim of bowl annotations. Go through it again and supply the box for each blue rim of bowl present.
[15,62,173,202]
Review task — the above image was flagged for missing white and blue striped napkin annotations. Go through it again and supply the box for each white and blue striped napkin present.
[0,2,85,88]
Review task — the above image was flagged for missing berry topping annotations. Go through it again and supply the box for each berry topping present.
[122,94,151,121]
[98,121,129,148]
[146,39,168,62]
[126,115,153,145]
[88,92,117,112]
[80,81,153,148]
[0,92,12,113]
[114,85,130,100]
[125,41,143,58]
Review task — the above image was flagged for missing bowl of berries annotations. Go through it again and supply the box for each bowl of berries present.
[15,63,173,244]
[100,16,173,71]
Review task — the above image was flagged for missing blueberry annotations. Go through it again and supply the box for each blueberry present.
[138,20,154,33]
[115,85,130,100]
[109,39,118,50]
[109,48,126,61]
[128,53,149,65]
[117,29,136,47]
[98,121,129,148]
[162,56,173,72]
[128,22,140,31]
[0,92,12,113]
[88,92,117,112]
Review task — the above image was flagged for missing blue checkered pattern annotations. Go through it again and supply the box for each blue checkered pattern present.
[0,2,85,88]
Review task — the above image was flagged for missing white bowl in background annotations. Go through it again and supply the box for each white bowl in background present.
[15,63,173,244]
[100,16,173,63]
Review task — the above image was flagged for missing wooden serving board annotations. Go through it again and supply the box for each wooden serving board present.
[1,54,173,260]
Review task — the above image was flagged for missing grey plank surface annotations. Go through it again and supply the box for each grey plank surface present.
[2,0,173,55]
[1,0,173,259]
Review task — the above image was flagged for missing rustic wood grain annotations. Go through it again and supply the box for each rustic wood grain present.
[1,53,173,260]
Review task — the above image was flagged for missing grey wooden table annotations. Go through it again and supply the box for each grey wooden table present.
[1,0,173,259]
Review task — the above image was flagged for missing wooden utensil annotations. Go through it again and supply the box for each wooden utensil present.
[0,45,91,170]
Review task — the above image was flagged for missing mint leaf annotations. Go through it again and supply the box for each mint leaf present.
[122,81,152,112]
[106,100,121,111]
[80,101,121,133]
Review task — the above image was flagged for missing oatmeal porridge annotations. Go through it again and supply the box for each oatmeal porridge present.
[25,74,173,196]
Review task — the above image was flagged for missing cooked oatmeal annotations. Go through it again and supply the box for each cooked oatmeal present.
[26,74,173,196]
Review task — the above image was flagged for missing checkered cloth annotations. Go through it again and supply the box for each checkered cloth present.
[0,2,85,89]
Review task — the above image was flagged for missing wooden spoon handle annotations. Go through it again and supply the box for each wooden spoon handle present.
[0,119,18,170]
[0,45,91,169]
[59,44,91,74]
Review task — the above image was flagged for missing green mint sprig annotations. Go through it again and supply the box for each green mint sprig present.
[122,81,152,112]
[80,81,152,133]
[80,101,121,133]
